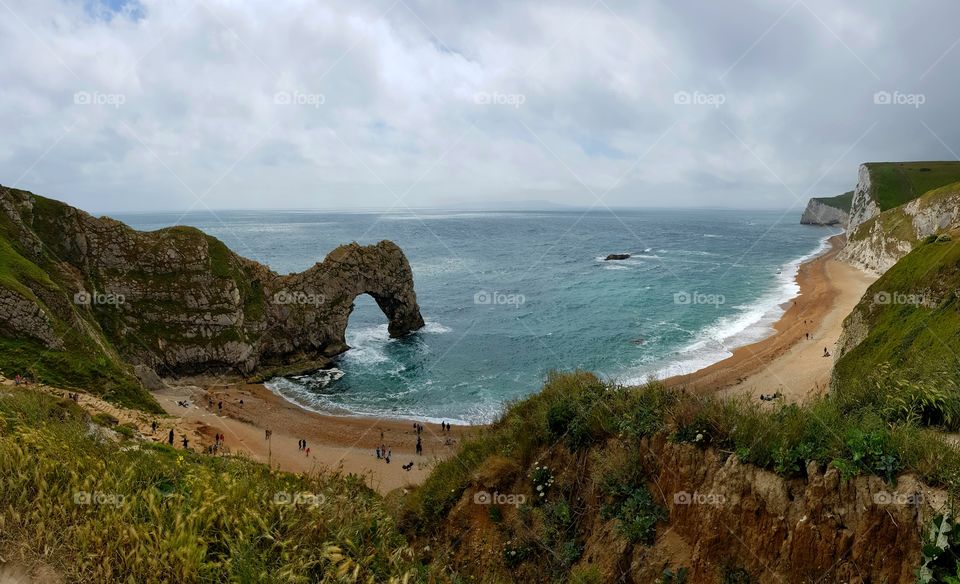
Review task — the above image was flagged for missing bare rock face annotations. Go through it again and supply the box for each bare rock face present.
[0,185,424,378]
[846,164,879,235]
[800,199,848,226]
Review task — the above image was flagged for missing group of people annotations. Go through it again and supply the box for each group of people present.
[376,444,392,463]
[297,439,310,457]
[66,392,80,403]
[13,374,30,386]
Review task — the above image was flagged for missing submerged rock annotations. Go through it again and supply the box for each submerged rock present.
[604,253,631,261]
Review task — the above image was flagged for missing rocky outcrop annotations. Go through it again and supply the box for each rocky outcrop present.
[604,253,631,261]
[800,198,849,226]
[0,185,424,379]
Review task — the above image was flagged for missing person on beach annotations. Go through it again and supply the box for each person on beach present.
[305,447,310,457]
[218,401,223,415]
[151,421,157,433]
[168,429,174,445]
[823,347,831,357]
[182,435,189,449]
[416,436,422,455]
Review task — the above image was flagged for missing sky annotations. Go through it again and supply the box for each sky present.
[1,0,959,212]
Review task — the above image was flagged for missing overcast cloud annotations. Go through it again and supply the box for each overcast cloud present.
[1,0,958,212]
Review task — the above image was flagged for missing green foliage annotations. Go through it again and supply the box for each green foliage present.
[0,390,423,583]
[811,190,854,212]
[833,235,960,429]
[659,567,689,584]
[864,162,960,210]
[0,337,162,413]
[597,449,664,544]
[916,515,960,583]
[722,566,753,584]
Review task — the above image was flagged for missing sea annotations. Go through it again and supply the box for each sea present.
[116,208,838,424]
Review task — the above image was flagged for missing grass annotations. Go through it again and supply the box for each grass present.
[833,233,960,417]
[864,161,960,211]
[811,190,853,212]
[0,389,425,583]
[0,337,162,413]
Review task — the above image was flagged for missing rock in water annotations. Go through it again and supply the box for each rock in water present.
[604,253,631,261]
[0,185,425,381]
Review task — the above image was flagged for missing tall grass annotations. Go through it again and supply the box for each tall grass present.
[0,390,424,583]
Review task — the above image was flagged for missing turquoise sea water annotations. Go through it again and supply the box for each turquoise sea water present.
[117,209,837,424]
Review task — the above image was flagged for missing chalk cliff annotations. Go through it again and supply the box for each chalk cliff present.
[800,191,852,226]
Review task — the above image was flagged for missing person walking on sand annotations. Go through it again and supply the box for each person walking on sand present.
[305,447,310,457]
[416,436,422,455]
[151,421,157,433]
[376,446,381,459]
[182,435,189,449]
[218,401,223,415]
[168,429,174,445]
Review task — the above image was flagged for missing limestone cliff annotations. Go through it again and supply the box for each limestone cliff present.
[800,192,851,226]
[0,185,424,406]
[838,162,960,274]
[845,164,878,233]
[839,181,960,274]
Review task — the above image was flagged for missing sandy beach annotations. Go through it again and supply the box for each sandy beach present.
[150,382,474,493]
[666,234,876,400]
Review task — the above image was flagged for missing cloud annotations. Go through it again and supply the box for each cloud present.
[0,0,958,211]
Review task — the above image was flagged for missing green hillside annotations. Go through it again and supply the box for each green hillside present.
[0,193,160,412]
[812,190,853,212]
[0,390,424,582]
[865,161,960,211]
[833,231,960,426]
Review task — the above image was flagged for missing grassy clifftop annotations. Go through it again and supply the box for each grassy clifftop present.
[864,162,960,211]
[811,190,854,212]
